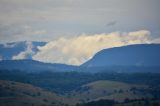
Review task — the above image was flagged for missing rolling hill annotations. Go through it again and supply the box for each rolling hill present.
[69,80,152,103]
[0,80,71,106]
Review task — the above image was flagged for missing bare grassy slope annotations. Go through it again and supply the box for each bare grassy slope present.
[70,80,152,102]
[0,80,73,106]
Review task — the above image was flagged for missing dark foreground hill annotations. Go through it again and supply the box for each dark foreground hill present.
[1,79,159,106]
[0,80,72,106]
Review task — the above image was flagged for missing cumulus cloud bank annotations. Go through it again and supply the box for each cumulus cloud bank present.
[12,41,35,60]
[33,30,158,65]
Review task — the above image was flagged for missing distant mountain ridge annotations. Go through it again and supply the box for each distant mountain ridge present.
[82,44,160,67]
[0,59,78,72]
[0,43,160,73]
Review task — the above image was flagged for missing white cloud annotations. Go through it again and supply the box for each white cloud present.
[3,43,17,48]
[32,30,159,65]
[12,41,35,60]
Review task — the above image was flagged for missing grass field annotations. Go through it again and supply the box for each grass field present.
[69,80,151,103]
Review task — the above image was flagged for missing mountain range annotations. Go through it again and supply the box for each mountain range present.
[0,42,160,73]
[0,59,77,72]
[82,44,160,67]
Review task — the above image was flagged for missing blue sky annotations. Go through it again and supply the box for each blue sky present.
[0,0,160,65]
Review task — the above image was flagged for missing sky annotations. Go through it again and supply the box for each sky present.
[0,0,160,65]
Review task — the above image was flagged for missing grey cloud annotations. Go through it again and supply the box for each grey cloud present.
[106,21,117,27]
[0,0,160,42]
[0,24,48,43]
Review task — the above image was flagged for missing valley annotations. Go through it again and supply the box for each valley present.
[0,44,160,106]
[0,70,160,106]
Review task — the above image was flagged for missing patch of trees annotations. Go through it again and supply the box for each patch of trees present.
[78,98,160,106]
[0,70,160,95]
[119,98,160,106]
[76,99,115,106]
